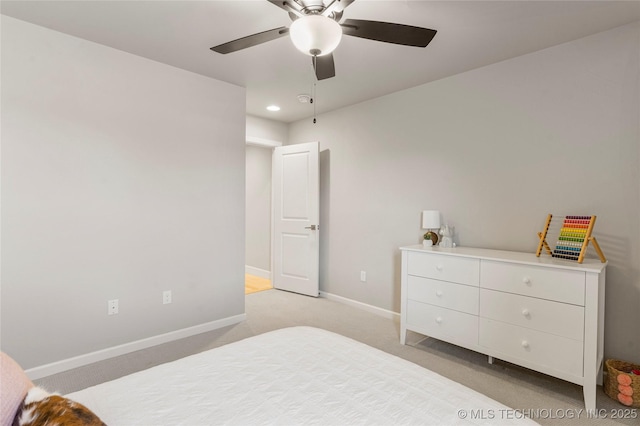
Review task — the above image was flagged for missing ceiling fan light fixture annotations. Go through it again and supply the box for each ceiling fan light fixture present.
[289,15,342,56]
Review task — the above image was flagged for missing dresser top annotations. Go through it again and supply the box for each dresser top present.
[400,245,607,273]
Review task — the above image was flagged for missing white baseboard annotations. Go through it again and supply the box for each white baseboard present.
[25,313,246,380]
[245,266,271,279]
[319,291,399,321]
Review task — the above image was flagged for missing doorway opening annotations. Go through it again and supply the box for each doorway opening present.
[245,143,274,294]
[244,138,320,297]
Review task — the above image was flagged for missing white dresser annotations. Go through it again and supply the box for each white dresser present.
[400,245,606,411]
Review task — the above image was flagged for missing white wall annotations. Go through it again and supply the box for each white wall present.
[289,23,640,364]
[246,114,287,146]
[1,16,247,370]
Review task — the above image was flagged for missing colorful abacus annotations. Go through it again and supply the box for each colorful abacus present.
[553,216,593,261]
[536,214,606,263]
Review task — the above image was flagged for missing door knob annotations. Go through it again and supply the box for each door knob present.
[305,224,318,230]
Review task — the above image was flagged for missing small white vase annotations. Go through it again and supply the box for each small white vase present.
[423,239,433,248]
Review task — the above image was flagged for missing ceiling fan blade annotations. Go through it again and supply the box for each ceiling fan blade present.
[211,27,289,54]
[312,54,336,80]
[266,0,304,18]
[341,19,436,48]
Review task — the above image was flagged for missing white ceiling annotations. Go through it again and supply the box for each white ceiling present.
[2,1,639,123]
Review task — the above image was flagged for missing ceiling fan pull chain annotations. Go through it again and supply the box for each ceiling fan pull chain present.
[311,55,317,124]
[312,81,317,124]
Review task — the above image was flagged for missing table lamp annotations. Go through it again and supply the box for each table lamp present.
[422,210,441,246]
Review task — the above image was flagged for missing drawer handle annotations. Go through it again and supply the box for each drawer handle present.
[522,277,531,285]
[436,290,443,297]
[521,309,530,317]
[435,316,443,324]
[521,340,530,349]
[436,264,443,271]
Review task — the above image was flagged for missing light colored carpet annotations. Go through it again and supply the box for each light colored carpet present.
[35,289,637,425]
[244,273,272,294]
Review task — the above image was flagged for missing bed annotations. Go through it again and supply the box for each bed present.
[62,327,537,425]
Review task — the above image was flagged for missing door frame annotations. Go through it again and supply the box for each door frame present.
[245,137,281,282]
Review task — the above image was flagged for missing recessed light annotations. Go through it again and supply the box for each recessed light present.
[266,105,281,112]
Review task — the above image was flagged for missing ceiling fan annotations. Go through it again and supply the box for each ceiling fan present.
[210,0,437,80]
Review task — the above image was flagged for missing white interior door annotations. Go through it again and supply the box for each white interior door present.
[272,142,319,297]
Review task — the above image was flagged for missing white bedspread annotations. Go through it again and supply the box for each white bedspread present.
[68,327,537,425]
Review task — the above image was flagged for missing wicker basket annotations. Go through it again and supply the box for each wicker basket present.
[604,359,640,408]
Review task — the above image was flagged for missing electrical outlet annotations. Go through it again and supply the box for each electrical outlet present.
[108,299,119,315]
[360,271,367,282]
[163,290,172,305]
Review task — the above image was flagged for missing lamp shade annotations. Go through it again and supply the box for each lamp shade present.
[289,15,342,56]
[422,210,441,229]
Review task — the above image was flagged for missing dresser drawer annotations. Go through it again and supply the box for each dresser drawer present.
[408,252,480,286]
[480,260,585,305]
[406,300,478,346]
[479,318,583,378]
[479,289,584,341]
[408,275,479,315]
